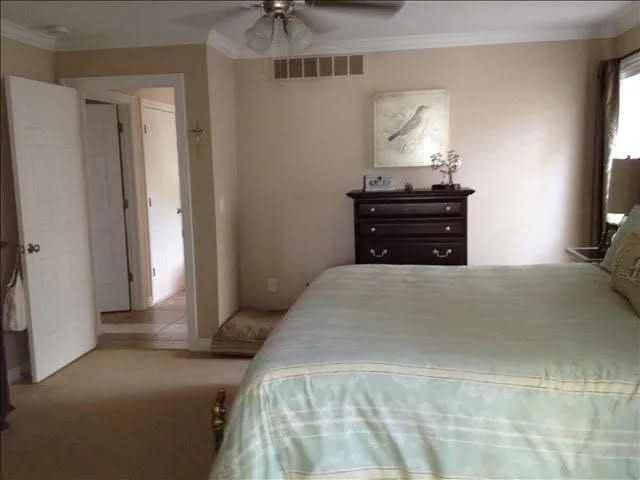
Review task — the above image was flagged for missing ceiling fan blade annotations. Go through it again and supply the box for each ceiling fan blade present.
[303,0,405,18]
[292,9,336,34]
[171,4,261,29]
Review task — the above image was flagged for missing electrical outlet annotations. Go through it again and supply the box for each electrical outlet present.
[267,277,279,294]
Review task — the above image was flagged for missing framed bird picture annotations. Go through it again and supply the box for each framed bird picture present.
[373,89,449,167]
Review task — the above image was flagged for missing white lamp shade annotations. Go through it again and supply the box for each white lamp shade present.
[285,16,312,51]
[245,15,274,52]
[608,158,640,214]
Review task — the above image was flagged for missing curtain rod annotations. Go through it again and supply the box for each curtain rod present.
[619,47,640,62]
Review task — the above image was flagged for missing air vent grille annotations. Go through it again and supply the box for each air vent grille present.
[274,55,364,80]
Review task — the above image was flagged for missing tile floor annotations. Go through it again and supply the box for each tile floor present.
[99,290,187,350]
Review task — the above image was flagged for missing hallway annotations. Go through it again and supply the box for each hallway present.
[99,291,187,349]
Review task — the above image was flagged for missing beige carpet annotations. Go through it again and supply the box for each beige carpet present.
[1,349,249,480]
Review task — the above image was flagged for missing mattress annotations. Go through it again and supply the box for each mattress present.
[210,264,639,479]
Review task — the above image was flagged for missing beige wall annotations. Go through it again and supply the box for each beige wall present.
[126,87,175,105]
[615,25,640,57]
[207,47,240,324]
[55,45,220,337]
[1,37,55,371]
[236,39,614,309]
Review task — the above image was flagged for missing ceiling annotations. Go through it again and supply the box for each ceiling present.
[1,1,638,58]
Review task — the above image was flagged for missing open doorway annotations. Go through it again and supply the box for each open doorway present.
[2,74,197,383]
[80,85,188,349]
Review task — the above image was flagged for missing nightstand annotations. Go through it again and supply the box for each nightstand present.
[565,247,605,263]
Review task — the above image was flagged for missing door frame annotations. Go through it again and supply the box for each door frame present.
[140,98,174,114]
[60,74,198,350]
[78,92,146,327]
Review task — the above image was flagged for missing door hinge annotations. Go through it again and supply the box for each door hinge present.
[148,197,152,207]
[152,267,156,277]
[123,198,128,209]
[128,272,133,282]
[118,121,124,134]
[143,124,148,134]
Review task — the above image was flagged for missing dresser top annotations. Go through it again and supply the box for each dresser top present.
[347,188,475,199]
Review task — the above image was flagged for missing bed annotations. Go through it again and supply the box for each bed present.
[210,263,639,479]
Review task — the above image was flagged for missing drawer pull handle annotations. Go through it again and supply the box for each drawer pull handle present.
[370,227,376,233]
[432,248,453,258]
[370,207,376,213]
[445,225,451,232]
[370,248,388,258]
[445,205,452,212]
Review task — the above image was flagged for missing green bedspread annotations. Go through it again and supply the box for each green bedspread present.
[211,264,639,479]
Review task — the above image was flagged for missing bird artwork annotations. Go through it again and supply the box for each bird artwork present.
[374,89,448,168]
[387,105,428,152]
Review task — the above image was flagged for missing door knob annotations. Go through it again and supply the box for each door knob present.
[177,208,183,214]
[26,243,40,254]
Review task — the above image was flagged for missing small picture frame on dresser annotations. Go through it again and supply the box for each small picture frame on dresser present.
[363,175,395,192]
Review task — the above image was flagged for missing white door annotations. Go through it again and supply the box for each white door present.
[85,104,130,312]
[5,76,98,382]
[141,102,185,304]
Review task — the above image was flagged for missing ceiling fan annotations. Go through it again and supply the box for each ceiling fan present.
[212,0,405,54]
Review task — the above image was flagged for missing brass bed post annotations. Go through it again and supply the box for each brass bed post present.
[212,388,227,451]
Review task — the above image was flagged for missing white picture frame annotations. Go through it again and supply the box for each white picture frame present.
[374,89,449,168]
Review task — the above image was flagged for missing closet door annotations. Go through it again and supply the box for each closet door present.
[141,101,184,304]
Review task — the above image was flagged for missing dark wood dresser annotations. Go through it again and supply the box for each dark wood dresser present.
[347,188,475,265]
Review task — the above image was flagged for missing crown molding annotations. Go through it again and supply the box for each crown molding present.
[1,18,57,50]
[207,30,243,58]
[220,26,619,60]
[55,30,208,52]
[206,4,640,60]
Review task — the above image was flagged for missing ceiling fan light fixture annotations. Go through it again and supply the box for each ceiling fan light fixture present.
[245,15,275,52]
[285,16,312,51]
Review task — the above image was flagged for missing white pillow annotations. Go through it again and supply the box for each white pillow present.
[601,204,640,272]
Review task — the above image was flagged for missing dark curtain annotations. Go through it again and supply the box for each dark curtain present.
[591,59,620,244]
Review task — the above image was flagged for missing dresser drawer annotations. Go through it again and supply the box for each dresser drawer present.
[359,220,464,236]
[358,201,462,217]
[358,239,464,265]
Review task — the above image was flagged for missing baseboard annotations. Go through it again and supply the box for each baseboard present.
[190,338,212,352]
[7,362,30,385]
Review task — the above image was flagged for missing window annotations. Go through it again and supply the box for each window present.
[606,52,640,225]
[613,51,640,159]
